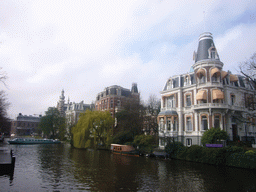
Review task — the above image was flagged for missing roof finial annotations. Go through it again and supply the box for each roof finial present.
[203,11,206,32]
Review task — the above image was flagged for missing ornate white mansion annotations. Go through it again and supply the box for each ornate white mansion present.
[158,32,256,148]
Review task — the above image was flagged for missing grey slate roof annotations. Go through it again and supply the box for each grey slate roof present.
[195,32,220,63]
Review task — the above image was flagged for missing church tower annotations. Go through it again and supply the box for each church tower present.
[57,89,66,117]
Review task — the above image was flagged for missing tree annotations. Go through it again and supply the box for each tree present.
[239,53,256,125]
[239,53,256,86]
[0,91,10,134]
[133,134,154,154]
[115,98,144,143]
[143,94,161,136]
[72,110,114,149]
[38,107,66,139]
[0,68,10,135]
[201,128,228,146]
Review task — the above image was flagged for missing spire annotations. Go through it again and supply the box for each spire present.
[131,83,138,93]
[194,32,220,63]
[60,89,65,100]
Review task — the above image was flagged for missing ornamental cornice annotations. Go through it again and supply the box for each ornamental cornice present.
[193,60,223,70]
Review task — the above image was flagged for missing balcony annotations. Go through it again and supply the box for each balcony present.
[192,103,228,110]
[160,107,176,112]
[197,81,223,88]
[192,103,246,111]
[159,131,178,138]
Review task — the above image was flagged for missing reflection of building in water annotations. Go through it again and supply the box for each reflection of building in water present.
[11,113,42,136]
[158,32,256,148]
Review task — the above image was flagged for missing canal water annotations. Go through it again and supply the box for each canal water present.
[1,141,256,192]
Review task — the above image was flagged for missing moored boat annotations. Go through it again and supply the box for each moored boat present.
[110,144,140,157]
[8,138,61,144]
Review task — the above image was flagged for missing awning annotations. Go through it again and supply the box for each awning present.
[196,68,205,78]
[196,90,207,100]
[221,71,228,79]
[210,67,220,77]
[230,74,238,82]
[212,89,224,100]
[162,93,174,98]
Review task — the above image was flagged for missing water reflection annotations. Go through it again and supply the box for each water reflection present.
[1,142,256,191]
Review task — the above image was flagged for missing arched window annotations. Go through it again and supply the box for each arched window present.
[186,138,192,147]
[196,68,206,84]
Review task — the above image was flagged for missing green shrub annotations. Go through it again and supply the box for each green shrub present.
[165,142,185,158]
[226,152,256,169]
[201,128,228,146]
[176,146,188,159]
[245,150,256,155]
[133,135,154,154]
[165,142,256,169]
[226,146,245,154]
[185,145,203,162]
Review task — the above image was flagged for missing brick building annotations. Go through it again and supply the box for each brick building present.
[95,83,140,118]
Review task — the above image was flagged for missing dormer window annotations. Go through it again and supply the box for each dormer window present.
[208,45,219,60]
[184,76,189,86]
[166,79,176,90]
[211,49,216,58]
[167,80,172,90]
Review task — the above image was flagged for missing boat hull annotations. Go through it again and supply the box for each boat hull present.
[110,144,140,157]
[8,138,61,144]
[112,150,140,157]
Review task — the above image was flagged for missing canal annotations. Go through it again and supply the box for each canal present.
[1,141,256,191]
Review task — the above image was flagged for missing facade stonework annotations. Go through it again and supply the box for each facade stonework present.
[158,32,256,148]
[56,90,94,127]
[95,83,140,118]
[11,113,42,136]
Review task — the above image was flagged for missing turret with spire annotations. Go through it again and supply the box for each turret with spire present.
[193,32,223,72]
[57,89,66,117]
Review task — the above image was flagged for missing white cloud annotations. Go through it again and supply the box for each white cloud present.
[1,0,256,118]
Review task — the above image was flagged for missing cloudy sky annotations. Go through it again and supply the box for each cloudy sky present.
[1,0,256,119]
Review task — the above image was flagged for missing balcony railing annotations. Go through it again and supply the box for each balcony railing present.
[197,81,223,87]
[160,107,177,112]
[192,103,228,109]
[159,131,178,137]
[161,104,246,112]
